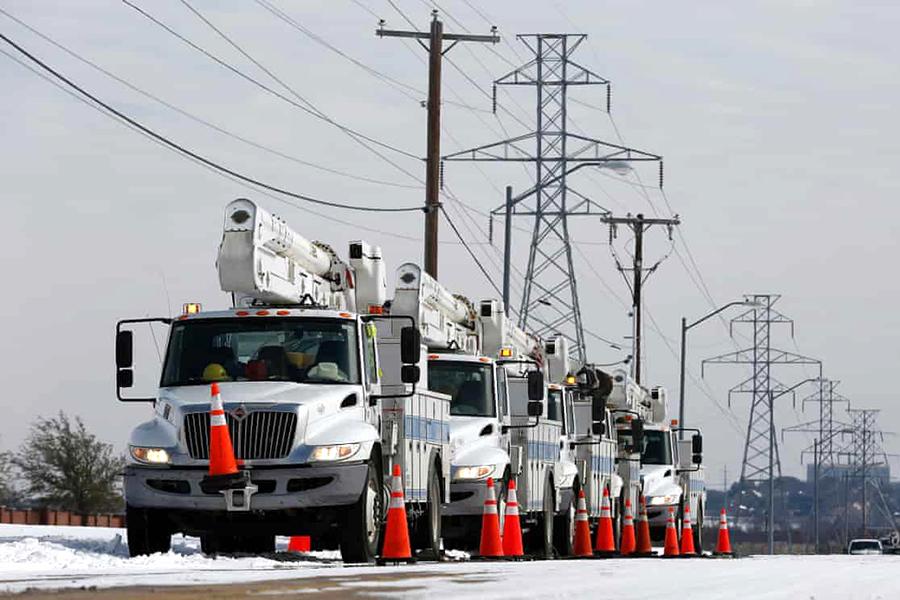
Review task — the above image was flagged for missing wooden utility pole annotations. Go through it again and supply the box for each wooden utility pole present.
[603,213,679,384]
[377,12,498,278]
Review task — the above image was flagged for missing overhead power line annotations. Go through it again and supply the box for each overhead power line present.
[0,8,421,191]
[121,0,423,183]
[0,31,423,213]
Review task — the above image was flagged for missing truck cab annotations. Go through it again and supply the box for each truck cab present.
[390,265,559,555]
[641,422,706,547]
[117,199,449,563]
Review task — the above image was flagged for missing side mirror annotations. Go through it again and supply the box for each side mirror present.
[117,369,134,388]
[400,326,421,364]
[591,393,608,423]
[527,370,544,401]
[692,433,703,455]
[401,364,420,384]
[527,400,543,417]
[116,330,134,369]
[631,419,644,448]
[592,421,606,436]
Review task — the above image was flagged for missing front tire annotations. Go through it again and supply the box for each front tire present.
[126,505,171,557]
[412,463,442,557]
[526,479,555,559]
[553,482,578,557]
[693,501,704,552]
[340,459,383,563]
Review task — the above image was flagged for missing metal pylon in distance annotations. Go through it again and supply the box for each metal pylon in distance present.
[702,294,819,517]
[442,33,661,363]
[783,379,851,478]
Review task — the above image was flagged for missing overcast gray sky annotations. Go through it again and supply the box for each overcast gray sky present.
[2,0,898,486]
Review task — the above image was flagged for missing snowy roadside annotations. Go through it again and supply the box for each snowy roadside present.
[0,524,349,593]
[0,524,899,598]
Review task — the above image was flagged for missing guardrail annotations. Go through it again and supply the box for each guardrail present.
[0,507,124,528]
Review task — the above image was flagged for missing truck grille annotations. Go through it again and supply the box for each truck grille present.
[183,411,297,460]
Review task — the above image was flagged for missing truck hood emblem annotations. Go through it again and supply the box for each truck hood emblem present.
[230,405,248,420]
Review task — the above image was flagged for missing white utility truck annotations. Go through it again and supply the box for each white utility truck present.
[545,337,618,554]
[576,367,705,546]
[390,265,566,556]
[116,199,450,562]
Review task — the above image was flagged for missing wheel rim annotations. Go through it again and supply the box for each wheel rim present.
[365,470,382,547]
[567,498,575,549]
[544,485,553,553]
[498,481,507,532]
[430,474,440,545]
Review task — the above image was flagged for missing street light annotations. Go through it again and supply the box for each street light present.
[678,299,760,439]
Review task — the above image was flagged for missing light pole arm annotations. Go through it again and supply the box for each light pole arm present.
[679,300,757,439]
[685,300,748,332]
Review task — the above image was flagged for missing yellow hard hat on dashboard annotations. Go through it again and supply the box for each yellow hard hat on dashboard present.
[202,363,230,382]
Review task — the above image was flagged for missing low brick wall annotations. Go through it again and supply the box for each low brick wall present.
[0,507,124,528]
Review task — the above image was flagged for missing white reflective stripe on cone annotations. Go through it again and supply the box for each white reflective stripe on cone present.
[390,492,405,509]
[484,500,498,515]
[211,414,227,427]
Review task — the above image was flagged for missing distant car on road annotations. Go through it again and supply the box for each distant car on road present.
[848,539,883,555]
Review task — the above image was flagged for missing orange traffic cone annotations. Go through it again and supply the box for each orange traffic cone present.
[663,506,680,557]
[379,464,412,562]
[594,487,616,555]
[201,383,246,493]
[287,536,311,552]
[715,508,734,556]
[680,505,697,556]
[478,478,504,558]
[573,489,593,557]
[635,495,654,556]
[620,498,636,556]
[502,479,524,557]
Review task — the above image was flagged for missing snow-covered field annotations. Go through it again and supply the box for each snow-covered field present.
[0,524,898,598]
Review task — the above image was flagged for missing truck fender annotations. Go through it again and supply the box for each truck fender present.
[129,417,178,450]
[453,445,510,474]
[305,418,380,447]
[609,472,624,499]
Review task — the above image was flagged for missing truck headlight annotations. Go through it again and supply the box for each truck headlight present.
[130,446,170,464]
[452,465,495,481]
[648,493,680,506]
[310,443,360,462]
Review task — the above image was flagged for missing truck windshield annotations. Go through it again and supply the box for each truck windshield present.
[641,430,672,465]
[161,318,360,386]
[428,361,495,417]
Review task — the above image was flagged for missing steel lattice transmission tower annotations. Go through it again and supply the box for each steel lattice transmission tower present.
[839,409,889,536]
[784,379,850,477]
[702,294,819,553]
[442,34,661,362]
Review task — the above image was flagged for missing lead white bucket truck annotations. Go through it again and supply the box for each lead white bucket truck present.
[116,199,450,562]
[390,265,570,557]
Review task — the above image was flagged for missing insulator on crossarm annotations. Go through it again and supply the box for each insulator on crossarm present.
[440,160,445,189]
[659,161,664,189]
[607,84,611,113]
[492,84,497,114]
[488,215,494,244]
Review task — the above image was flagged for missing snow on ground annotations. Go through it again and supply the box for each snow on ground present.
[0,524,898,598]
[0,524,343,593]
